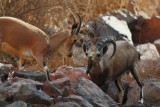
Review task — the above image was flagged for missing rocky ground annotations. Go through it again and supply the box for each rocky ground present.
[0,43,160,107]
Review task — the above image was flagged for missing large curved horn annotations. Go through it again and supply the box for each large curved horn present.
[75,14,82,35]
[107,39,116,59]
[69,11,76,24]
[96,37,116,59]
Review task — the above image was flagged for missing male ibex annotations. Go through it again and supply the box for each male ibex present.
[0,15,82,81]
[83,37,144,105]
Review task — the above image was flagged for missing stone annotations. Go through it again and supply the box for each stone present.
[0,101,8,107]
[0,63,10,82]
[136,43,160,60]
[73,77,118,107]
[63,95,94,107]
[62,86,76,97]
[51,77,70,89]
[0,78,52,106]
[13,70,46,82]
[14,84,53,106]
[51,102,81,107]
[50,66,90,81]
[125,79,160,106]
[6,101,27,107]
[43,81,62,98]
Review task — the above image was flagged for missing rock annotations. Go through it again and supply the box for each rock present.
[125,79,160,106]
[73,77,118,107]
[136,43,160,60]
[51,77,70,89]
[63,95,94,107]
[50,72,65,81]
[52,102,81,107]
[106,82,118,102]
[43,77,74,98]
[155,44,160,54]
[62,86,76,97]
[43,77,76,98]
[0,63,10,82]
[50,66,90,81]
[27,103,48,107]
[72,46,88,66]
[10,77,43,89]
[14,84,53,106]
[13,70,46,82]
[143,80,160,106]
[0,78,52,106]
[43,81,62,98]
[6,101,27,107]
[154,39,160,44]
[6,101,48,107]
[0,101,8,107]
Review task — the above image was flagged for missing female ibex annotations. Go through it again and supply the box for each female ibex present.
[83,37,144,105]
[0,14,82,81]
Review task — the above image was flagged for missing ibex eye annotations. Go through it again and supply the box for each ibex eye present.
[97,53,100,57]
[74,40,77,42]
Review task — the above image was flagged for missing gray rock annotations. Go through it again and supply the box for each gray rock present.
[0,63,10,82]
[73,77,118,107]
[0,101,8,107]
[6,101,27,107]
[0,78,52,106]
[13,70,46,82]
[125,79,160,106]
[63,95,94,107]
[52,102,81,107]
[14,84,53,106]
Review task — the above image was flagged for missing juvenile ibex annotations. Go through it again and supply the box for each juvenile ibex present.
[0,15,82,81]
[83,37,144,105]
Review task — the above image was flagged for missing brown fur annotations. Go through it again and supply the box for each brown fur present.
[87,41,144,105]
[0,17,81,81]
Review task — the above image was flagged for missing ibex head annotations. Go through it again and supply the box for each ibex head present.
[83,36,116,61]
[63,13,83,57]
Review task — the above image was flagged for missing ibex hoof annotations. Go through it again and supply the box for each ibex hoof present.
[138,98,144,104]
[138,99,146,107]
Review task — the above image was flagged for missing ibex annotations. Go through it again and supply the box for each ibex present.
[0,15,82,81]
[83,37,144,105]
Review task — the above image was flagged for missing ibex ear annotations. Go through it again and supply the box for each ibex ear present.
[71,23,78,35]
[83,44,88,55]
[102,45,108,56]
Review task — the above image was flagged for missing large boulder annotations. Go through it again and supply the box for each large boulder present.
[6,100,48,107]
[14,84,53,106]
[51,102,81,107]
[136,43,160,60]
[154,39,160,53]
[63,95,94,107]
[0,101,8,107]
[6,101,27,107]
[72,77,118,107]
[50,66,90,81]
[13,70,46,82]
[0,78,52,106]
[125,78,160,106]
